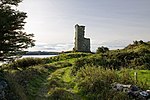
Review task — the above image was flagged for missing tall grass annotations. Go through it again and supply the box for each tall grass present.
[74,66,146,99]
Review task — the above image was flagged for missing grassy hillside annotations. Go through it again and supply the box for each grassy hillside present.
[1,41,150,99]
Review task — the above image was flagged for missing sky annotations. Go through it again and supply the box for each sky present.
[18,0,150,52]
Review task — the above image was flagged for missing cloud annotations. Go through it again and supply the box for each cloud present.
[91,40,132,51]
[27,40,131,52]
[28,43,73,52]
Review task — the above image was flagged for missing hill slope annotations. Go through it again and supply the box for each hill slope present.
[0,41,150,99]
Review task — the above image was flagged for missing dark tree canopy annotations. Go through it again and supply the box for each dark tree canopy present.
[0,0,35,62]
[96,46,109,54]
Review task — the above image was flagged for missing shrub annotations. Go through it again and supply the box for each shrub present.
[96,46,109,54]
[72,57,91,74]
[8,58,44,69]
[72,55,110,75]
[51,53,90,61]
[48,88,80,100]
[76,67,117,94]
[118,69,134,84]
[75,66,130,99]
[11,68,42,87]
[47,77,65,89]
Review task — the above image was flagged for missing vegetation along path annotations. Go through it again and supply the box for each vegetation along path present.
[1,42,150,99]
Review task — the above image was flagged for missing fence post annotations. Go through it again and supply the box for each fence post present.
[134,72,137,83]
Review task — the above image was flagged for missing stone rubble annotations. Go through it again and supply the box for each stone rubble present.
[0,79,8,99]
[112,83,150,100]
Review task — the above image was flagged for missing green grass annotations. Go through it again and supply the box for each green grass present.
[130,70,150,89]
[62,67,73,82]
[118,69,150,89]
[2,51,150,99]
[131,70,150,82]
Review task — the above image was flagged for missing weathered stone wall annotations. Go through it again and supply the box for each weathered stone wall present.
[74,24,90,52]
[83,38,90,52]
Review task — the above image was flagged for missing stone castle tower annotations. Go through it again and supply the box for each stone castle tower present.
[74,24,90,52]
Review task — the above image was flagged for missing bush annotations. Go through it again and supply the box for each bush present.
[72,54,122,75]
[75,66,130,99]
[11,68,43,87]
[8,58,45,69]
[50,53,90,61]
[118,69,134,84]
[72,55,108,74]
[96,46,109,54]
[48,88,80,100]
[47,77,65,89]
[72,57,91,74]
[76,67,117,94]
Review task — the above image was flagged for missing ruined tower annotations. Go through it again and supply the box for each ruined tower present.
[74,24,90,52]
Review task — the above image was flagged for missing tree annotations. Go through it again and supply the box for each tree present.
[0,0,35,62]
[96,46,109,54]
[139,40,144,44]
[133,40,138,45]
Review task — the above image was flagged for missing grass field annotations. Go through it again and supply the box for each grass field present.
[2,52,150,99]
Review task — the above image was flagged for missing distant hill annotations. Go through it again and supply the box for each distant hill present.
[124,40,150,52]
[24,51,60,55]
